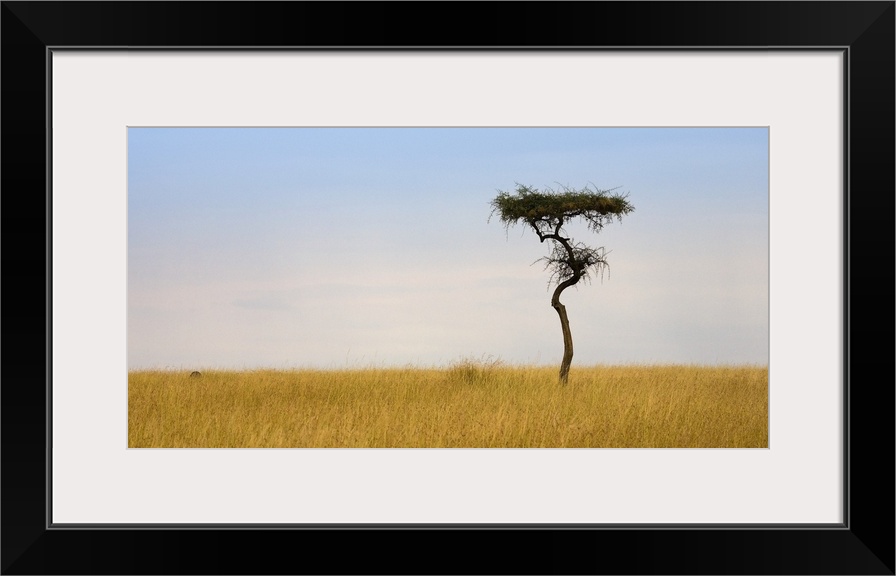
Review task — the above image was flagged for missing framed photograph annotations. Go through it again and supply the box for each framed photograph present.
[3,2,892,574]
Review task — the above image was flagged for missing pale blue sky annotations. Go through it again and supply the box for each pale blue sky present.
[128,128,768,370]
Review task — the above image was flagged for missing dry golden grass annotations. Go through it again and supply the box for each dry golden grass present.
[128,363,768,448]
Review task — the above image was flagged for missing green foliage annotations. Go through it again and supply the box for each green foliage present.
[489,183,634,236]
[489,183,634,289]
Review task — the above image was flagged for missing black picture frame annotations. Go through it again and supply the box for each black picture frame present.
[2,2,893,574]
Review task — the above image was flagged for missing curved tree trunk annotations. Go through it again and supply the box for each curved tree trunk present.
[540,228,583,385]
[551,275,579,385]
[552,300,574,384]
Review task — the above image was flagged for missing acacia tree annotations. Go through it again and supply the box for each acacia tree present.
[490,183,634,384]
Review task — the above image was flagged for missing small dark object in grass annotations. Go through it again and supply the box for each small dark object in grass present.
[190,371,202,378]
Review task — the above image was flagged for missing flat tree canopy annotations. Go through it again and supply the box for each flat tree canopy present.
[490,183,634,286]
[490,183,633,238]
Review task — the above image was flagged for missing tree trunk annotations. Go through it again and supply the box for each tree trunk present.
[547,232,582,385]
[552,300,574,385]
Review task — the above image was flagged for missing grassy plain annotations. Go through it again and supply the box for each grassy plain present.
[128,362,767,448]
